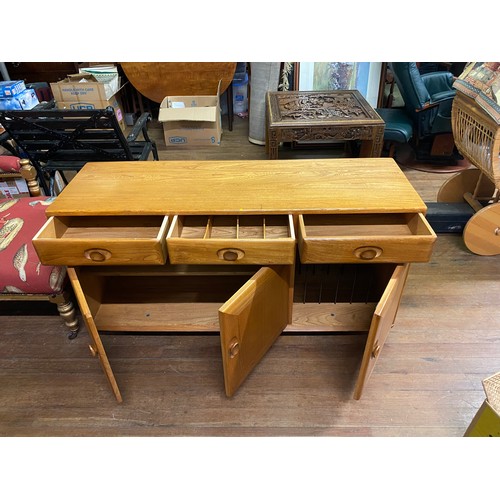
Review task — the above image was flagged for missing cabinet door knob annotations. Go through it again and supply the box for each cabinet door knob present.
[88,344,98,357]
[228,338,240,358]
[354,246,382,260]
[217,248,245,261]
[371,342,381,359]
[84,248,112,262]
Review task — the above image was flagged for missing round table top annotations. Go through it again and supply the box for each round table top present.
[120,62,237,103]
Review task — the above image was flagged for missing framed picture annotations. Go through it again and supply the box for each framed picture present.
[297,62,383,107]
[278,62,300,91]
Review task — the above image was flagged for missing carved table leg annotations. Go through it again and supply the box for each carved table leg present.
[360,125,385,157]
[265,112,269,155]
[267,128,279,159]
[49,291,79,339]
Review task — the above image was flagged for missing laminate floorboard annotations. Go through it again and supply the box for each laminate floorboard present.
[1,116,499,441]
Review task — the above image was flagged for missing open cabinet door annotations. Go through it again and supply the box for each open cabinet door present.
[219,266,289,397]
[353,264,410,400]
[67,267,123,403]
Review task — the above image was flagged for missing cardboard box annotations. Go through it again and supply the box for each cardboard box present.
[55,93,126,132]
[158,84,221,147]
[0,80,26,98]
[50,73,121,102]
[0,88,40,111]
[0,175,29,199]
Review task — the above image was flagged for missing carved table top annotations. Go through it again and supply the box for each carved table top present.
[267,90,384,126]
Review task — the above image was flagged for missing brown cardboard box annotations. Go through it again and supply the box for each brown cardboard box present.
[50,73,120,102]
[55,93,126,132]
[0,175,29,199]
[158,84,221,147]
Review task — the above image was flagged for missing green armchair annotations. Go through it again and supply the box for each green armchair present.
[390,62,455,138]
[385,62,458,162]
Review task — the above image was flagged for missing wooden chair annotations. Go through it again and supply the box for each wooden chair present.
[0,156,79,338]
[0,106,159,195]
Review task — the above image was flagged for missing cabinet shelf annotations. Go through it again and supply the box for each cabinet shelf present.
[76,263,396,334]
[286,263,397,332]
[77,267,255,332]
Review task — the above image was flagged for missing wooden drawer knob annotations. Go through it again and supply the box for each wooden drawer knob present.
[217,248,245,261]
[84,248,112,262]
[228,338,240,358]
[354,246,382,260]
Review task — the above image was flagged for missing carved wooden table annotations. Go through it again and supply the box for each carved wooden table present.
[266,90,385,159]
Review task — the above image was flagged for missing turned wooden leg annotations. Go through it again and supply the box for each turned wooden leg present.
[19,159,42,197]
[49,291,79,339]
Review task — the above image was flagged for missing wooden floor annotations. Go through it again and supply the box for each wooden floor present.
[1,116,499,438]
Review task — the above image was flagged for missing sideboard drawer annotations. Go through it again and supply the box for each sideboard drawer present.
[167,214,296,264]
[297,213,436,263]
[33,215,169,265]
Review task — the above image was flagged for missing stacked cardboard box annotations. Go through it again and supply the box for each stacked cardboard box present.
[50,67,125,131]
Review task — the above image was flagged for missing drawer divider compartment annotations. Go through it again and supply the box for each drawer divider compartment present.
[167,214,296,264]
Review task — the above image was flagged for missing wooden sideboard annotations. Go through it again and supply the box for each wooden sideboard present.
[33,158,436,403]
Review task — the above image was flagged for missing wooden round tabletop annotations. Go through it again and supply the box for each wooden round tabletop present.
[120,62,237,103]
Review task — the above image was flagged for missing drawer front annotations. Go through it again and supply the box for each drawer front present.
[167,214,296,265]
[33,216,169,266]
[297,213,436,263]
